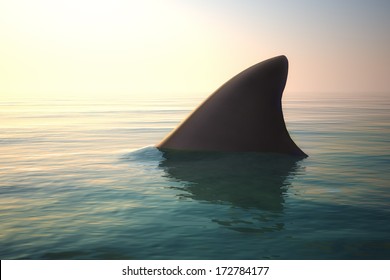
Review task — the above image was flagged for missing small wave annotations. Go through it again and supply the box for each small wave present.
[121,146,164,163]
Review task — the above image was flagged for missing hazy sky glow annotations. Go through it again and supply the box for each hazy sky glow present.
[1,0,389,99]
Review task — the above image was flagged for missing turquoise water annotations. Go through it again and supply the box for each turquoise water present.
[0,92,389,259]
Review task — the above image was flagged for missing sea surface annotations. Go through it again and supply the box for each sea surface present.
[0,92,389,259]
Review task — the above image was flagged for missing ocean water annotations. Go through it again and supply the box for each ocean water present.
[0,92,389,260]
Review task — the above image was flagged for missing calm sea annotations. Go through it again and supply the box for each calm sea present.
[0,92,389,259]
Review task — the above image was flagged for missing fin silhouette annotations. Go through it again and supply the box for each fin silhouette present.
[157,55,307,157]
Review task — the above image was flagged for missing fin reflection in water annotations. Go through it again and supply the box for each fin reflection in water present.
[159,150,303,233]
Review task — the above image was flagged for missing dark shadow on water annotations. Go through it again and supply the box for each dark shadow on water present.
[159,150,304,233]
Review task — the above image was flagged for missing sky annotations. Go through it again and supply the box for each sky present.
[1,0,389,100]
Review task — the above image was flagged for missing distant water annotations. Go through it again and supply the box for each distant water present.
[1,92,389,259]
